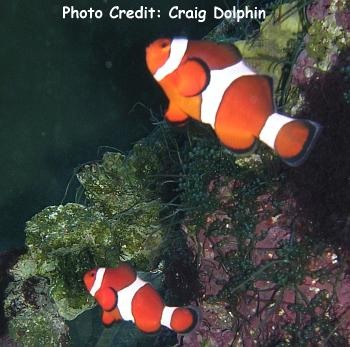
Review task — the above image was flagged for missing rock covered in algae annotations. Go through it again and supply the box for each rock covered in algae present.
[292,0,350,85]
[76,145,161,217]
[12,203,120,320]
[5,276,69,346]
[234,3,303,90]
[76,149,164,268]
[180,177,350,346]
[5,143,165,346]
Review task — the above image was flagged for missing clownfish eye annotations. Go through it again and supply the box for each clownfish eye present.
[90,272,95,277]
[160,41,169,49]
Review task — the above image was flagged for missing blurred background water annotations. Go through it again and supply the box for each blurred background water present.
[0,0,223,251]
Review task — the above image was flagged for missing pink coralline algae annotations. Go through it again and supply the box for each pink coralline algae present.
[181,302,236,347]
[185,221,237,297]
[291,0,350,87]
[181,179,350,345]
[336,10,350,32]
[306,0,331,20]
[291,50,316,86]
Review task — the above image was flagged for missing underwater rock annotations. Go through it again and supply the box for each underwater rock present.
[233,3,303,92]
[181,301,236,347]
[77,150,164,269]
[5,276,69,346]
[7,203,118,321]
[76,147,161,218]
[292,0,350,85]
[181,178,350,345]
[4,143,165,345]
[0,335,19,347]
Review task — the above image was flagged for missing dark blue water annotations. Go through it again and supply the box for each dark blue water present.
[0,0,225,251]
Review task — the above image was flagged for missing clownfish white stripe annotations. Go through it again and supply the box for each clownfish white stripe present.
[117,277,147,322]
[154,38,188,81]
[160,306,177,329]
[90,268,106,296]
[201,61,255,128]
[259,113,293,149]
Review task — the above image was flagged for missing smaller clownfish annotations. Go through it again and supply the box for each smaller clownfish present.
[83,263,200,334]
[146,38,322,167]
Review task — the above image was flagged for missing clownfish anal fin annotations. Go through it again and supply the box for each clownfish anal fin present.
[215,127,257,154]
[101,308,122,327]
[174,58,209,97]
[225,139,258,155]
[95,287,118,312]
[165,103,189,126]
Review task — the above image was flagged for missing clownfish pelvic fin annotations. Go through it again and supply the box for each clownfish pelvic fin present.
[165,103,189,126]
[102,308,122,326]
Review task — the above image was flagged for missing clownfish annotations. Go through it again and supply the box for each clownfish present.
[83,263,200,334]
[146,38,322,167]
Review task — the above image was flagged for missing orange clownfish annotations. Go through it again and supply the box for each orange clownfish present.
[83,263,200,334]
[146,38,322,167]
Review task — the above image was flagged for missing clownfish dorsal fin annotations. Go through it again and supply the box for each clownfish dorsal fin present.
[165,103,189,125]
[113,263,137,290]
[173,58,209,97]
[95,287,118,312]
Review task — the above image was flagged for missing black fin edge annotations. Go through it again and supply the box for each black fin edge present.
[281,120,323,167]
[176,306,202,336]
[221,138,258,156]
[166,118,190,127]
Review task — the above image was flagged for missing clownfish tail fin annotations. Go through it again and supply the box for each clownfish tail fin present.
[259,113,322,167]
[161,306,201,335]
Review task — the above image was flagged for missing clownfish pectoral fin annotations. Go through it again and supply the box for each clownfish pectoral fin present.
[174,59,209,97]
[215,126,257,154]
[101,308,122,327]
[259,113,322,167]
[165,103,189,126]
[95,287,117,312]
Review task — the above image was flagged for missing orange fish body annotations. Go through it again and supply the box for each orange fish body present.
[83,263,199,334]
[146,38,322,166]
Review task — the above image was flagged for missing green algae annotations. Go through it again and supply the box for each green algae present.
[8,204,117,321]
[234,3,303,92]
[4,143,165,346]
[306,0,350,68]
[76,150,164,270]
[76,147,161,218]
[5,276,69,346]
